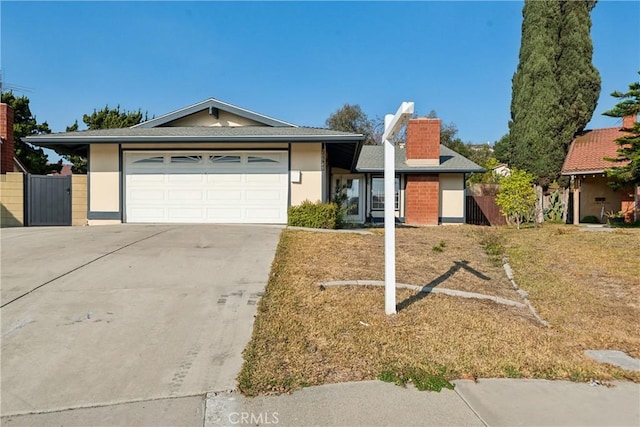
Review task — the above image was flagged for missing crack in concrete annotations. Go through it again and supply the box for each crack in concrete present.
[0,228,173,309]
[0,390,237,418]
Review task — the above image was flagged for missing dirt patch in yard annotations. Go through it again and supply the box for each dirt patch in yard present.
[238,225,640,396]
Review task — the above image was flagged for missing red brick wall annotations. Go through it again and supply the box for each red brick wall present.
[1,103,15,174]
[405,175,439,225]
[406,118,440,161]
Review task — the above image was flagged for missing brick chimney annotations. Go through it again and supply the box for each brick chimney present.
[404,117,441,225]
[622,114,637,129]
[1,103,15,174]
[406,118,441,166]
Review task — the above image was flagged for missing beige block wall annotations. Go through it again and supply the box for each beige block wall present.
[71,175,87,226]
[89,144,120,213]
[439,173,465,219]
[290,143,322,205]
[0,172,24,227]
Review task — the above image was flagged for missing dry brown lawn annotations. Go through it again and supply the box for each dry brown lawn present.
[238,225,640,395]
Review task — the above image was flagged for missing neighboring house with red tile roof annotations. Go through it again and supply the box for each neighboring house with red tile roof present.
[51,164,73,176]
[561,114,638,224]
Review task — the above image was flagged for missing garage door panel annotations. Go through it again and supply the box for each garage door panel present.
[246,190,282,201]
[206,208,242,221]
[207,189,242,202]
[168,208,206,219]
[130,189,166,202]
[125,151,288,224]
[245,173,282,184]
[129,174,165,183]
[130,208,165,222]
[168,190,204,202]
[206,174,243,183]
[168,174,206,184]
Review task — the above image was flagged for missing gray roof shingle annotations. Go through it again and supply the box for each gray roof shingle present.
[356,144,485,173]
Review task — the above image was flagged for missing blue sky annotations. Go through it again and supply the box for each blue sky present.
[1,1,639,162]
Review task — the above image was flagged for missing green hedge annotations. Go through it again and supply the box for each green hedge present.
[288,200,340,229]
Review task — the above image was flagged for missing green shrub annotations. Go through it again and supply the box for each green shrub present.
[495,169,538,229]
[288,200,340,229]
[580,215,600,224]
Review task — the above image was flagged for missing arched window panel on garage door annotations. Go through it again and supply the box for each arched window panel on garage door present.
[210,155,241,164]
[248,155,280,164]
[170,155,202,164]
[131,155,165,164]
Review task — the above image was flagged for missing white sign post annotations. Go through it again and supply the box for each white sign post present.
[382,102,414,315]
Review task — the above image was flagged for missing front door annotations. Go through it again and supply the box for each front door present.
[332,175,364,223]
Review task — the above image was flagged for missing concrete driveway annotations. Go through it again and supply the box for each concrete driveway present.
[1,224,282,418]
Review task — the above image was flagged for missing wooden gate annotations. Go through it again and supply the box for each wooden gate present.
[465,195,507,226]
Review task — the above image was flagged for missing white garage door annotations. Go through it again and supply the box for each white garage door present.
[124,151,288,224]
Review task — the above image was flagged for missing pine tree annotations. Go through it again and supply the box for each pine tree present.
[64,105,147,173]
[603,74,640,188]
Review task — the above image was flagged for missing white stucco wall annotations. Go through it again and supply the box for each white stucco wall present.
[290,143,323,205]
[89,144,120,213]
[439,173,465,221]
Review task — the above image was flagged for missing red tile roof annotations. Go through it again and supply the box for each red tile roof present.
[561,126,632,175]
[52,164,73,176]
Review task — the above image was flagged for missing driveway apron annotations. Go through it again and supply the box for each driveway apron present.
[1,224,282,416]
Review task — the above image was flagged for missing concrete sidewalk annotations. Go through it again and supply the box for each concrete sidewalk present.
[4,379,639,426]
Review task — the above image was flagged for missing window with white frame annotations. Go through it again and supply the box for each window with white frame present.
[371,177,400,210]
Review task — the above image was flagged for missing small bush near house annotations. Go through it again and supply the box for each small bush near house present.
[288,200,340,229]
[580,215,600,224]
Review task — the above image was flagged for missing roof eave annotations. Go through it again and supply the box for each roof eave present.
[561,169,606,176]
[24,134,364,144]
[357,167,486,174]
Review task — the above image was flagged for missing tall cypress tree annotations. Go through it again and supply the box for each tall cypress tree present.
[508,0,563,186]
[507,0,600,186]
[557,0,601,152]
